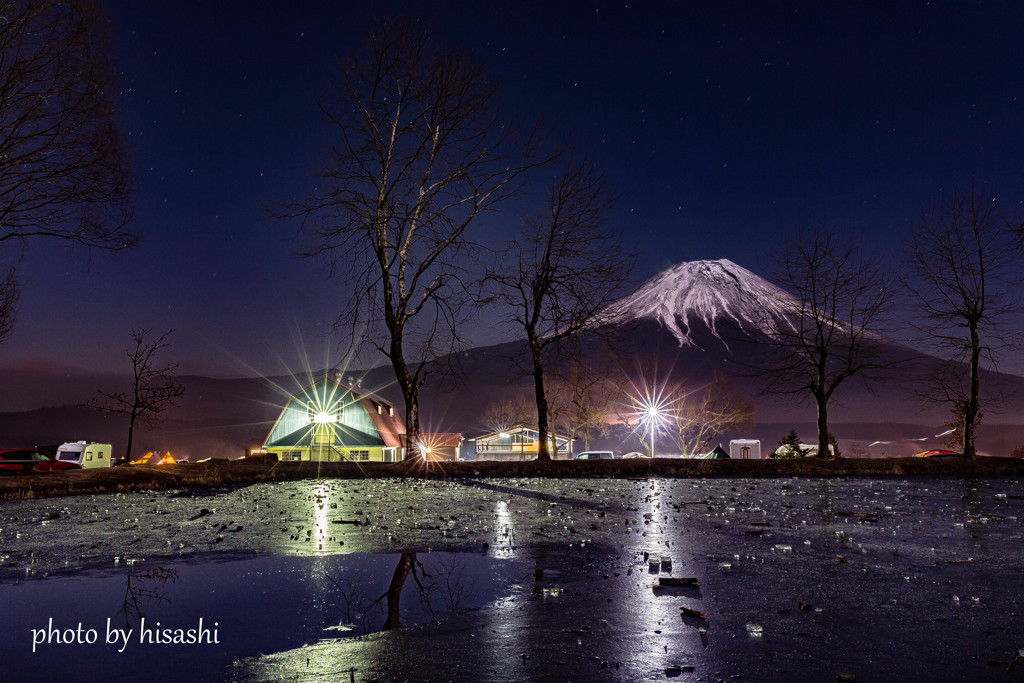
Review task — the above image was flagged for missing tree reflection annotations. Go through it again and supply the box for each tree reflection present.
[118,567,178,628]
[321,552,476,635]
[379,552,422,630]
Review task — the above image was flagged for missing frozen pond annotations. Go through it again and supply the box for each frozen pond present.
[2,476,1023,680]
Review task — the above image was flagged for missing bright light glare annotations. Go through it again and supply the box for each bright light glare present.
[628,380,675,458]
[313,411,337,424]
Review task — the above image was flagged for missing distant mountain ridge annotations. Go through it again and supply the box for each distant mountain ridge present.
[2,258,1024,458]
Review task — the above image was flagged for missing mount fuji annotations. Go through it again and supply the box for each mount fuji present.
[2,258,1023,458]
[424,257,1024,454]
[602,258,795,353]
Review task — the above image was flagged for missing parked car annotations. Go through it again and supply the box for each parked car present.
[0,449,82,472]
[621,451,650,459]
[573,451,616,460]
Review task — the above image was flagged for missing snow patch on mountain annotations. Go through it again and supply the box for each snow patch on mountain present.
[606,259,796,349]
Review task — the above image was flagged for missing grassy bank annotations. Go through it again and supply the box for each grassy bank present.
[2,455,1023,500]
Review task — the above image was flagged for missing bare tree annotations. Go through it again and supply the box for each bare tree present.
[761,220,889,460]
[0,0,135,337]
[286,16,540,457]
[92,329,185,463]
[549,356,624,451]
[480,395,535,434]
[485,158,632,460]
[901,185,1022,457]
[665,373,755,456]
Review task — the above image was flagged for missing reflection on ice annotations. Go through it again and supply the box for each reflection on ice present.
[1,476,1022,680]
[0,551,529,682]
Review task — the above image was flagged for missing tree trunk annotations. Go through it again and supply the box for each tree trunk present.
[963,320,981,458]
[530,338,551,461]
[816,393,835,460]
[390,335,419,461]
[125,416,136,464]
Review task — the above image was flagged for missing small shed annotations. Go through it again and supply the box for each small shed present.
[412,433,464,462]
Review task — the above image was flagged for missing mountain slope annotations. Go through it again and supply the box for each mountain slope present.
[4,259,1024,458]
[604,259,795,353]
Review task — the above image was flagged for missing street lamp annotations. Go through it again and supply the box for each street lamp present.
[646,406,660,458]
[628,380,672,457]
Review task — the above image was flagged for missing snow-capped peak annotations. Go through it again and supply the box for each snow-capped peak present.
[606,259,796,349]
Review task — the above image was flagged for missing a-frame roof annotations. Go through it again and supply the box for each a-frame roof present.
[263,377,405,449]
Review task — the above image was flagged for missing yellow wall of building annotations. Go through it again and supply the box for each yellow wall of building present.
[267,446,399,463]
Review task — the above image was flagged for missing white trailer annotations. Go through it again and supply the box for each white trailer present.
[729,439,762,460]
[55,441,113,468]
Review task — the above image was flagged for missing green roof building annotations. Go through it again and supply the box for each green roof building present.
[263,377,406,462]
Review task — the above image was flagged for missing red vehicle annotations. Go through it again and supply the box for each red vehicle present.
[0,449,82,472]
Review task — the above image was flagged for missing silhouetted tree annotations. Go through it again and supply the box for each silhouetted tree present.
[286,16,541,457]
[901,185,1022,457]
[665,373,755,456]
[485,158,632,460]
[761,220,889,460]
[0,0,135,339]
[480,395,535,434]
[92,329,185,463]
[549,356,625,451]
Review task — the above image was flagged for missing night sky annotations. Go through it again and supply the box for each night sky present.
[5,1,1023,378]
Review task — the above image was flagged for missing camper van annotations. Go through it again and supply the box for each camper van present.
[55,442,113,469]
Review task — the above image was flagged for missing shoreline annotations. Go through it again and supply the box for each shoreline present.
[3,455,1023,499]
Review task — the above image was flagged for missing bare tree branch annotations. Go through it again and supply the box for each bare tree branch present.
[756,219,890,460]
[664,372,755,456]
[91,328,185,462]
[899,184,1023,457]
[484,157,633,460]
[0,0,135,339]
[281,16,544,454]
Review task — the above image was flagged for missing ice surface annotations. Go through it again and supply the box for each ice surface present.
[0,476,1022,680]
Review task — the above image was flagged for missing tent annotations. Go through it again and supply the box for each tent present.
[131,451,178,465]
[700,444,731,459]
[912,449,959,458]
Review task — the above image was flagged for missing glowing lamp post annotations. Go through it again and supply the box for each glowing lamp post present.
[646,406,660,458]
[632,389,669,458]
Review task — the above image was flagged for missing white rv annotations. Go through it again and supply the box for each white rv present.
[55,442,113,469]
[729,439,762,460]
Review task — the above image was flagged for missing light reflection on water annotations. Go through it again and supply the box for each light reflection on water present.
[0,551,529,682]
[1,477,1022,680]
